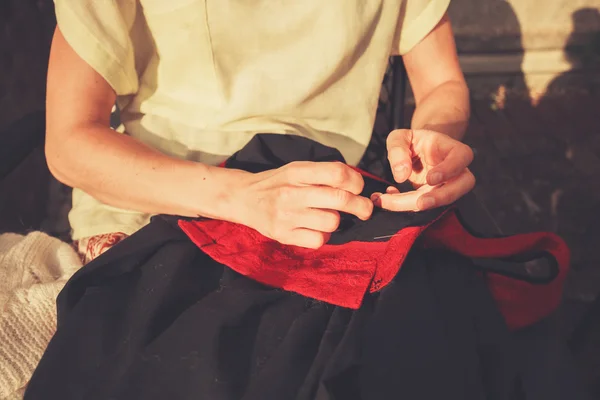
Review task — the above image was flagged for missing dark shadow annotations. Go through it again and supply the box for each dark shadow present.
[449,3,597,398]
[537,8,600,400]
[0,0,56,234]
[543,8,600,96]
[0,0,56,130]
[451,0,531,238]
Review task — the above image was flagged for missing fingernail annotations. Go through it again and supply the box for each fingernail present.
[420,197,435,210]
[429,172,443,185]
[393,164,408,177]
[370,193,382,206]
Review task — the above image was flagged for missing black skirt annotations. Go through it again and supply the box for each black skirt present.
[24,135,568,400]
[25,215,515,400]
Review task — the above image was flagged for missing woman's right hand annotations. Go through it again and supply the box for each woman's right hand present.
[231,161,374,249]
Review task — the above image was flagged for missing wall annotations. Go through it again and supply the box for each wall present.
[450,0,599,52]
[448,0,600,96]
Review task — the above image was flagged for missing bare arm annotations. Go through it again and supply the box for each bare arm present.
[378,14,474,212]
[45,27,242,220]
[402,14,470,141]
[45,27,373,248]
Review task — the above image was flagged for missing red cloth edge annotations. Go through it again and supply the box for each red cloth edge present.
[421,211,570,330]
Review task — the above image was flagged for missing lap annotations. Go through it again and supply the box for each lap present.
[28,217,514,400]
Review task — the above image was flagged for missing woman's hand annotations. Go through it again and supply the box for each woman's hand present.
[371,129,475,212]
[232,161,374,249]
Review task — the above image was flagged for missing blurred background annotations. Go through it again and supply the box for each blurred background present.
[0,0,599,396]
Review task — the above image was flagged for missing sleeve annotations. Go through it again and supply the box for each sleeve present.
[391,0,451,56]
[53,0,140,95]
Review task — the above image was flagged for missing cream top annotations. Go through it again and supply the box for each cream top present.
[54,0,451,239]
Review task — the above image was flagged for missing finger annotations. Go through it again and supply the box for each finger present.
[298,186,373,221]
[371,185,435,212]
[297,209,341,233]
[283,229,330,249]
[386,129,413,183]
[287,161,365,195]
[419,169,476,209]
[426,142,474,186]
[369,186,400,203]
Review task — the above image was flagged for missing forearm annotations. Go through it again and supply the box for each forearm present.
[46,124,245,220]
[410,80,470,141]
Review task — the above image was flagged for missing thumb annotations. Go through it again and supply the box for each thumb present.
[386,129,413,183]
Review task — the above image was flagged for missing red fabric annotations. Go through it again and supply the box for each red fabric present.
[421,212,570,330]
[348,166,391,185]
[179,212,446,309]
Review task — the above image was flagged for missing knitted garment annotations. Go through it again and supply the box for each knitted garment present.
[0,232,82,399]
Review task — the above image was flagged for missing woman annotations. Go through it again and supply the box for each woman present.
[26,3,580,399]
[45,0,474,262]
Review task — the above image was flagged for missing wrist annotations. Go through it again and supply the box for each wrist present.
[419,121,467,141]
[182,163,252,223]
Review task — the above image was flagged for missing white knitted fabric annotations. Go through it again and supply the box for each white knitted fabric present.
[0,232,82,399]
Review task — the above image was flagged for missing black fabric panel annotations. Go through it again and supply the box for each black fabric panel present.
[360,250,516,400]
[224,134,346,172]
[25,218,516,400]
[327,206,447,245]
[472,253,559,284]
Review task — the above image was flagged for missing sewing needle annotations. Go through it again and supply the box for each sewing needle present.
[373,234,399,240]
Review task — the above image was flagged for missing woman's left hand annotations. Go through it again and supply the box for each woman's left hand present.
[371,128,475,212]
